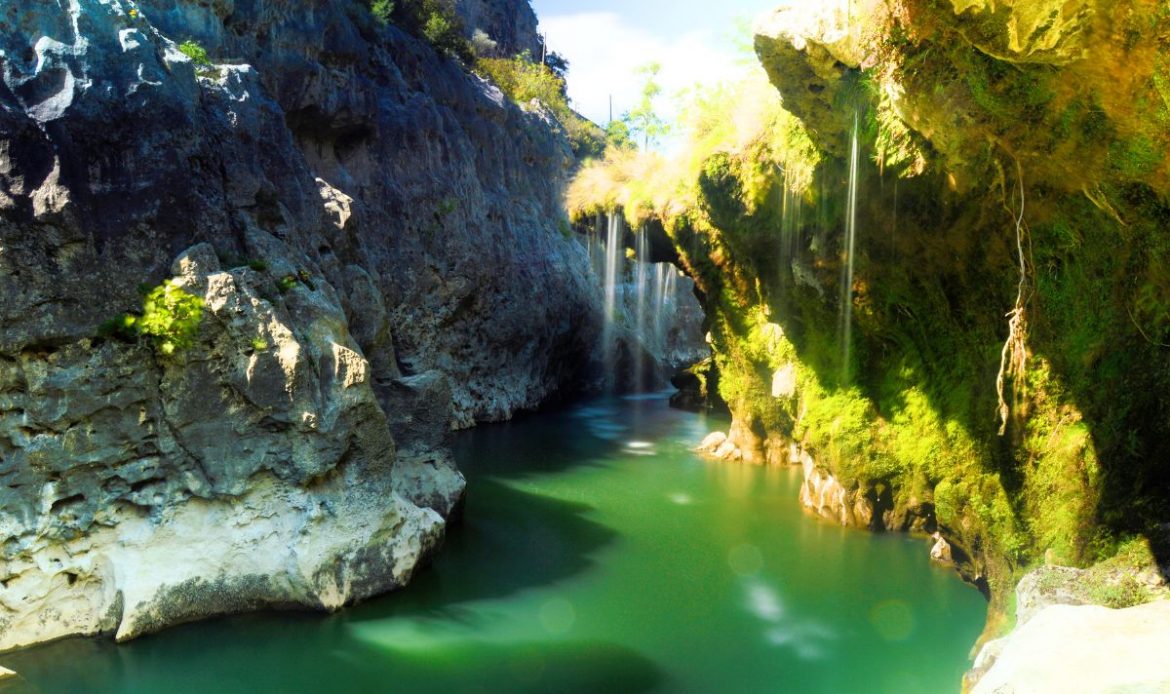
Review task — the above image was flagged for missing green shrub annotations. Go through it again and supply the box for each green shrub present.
[373,0,472,61]
[101,280,205,356]
[178,40,212,68]
[139,280,205,355]
[277,275,299,293]
[371,0,395,24]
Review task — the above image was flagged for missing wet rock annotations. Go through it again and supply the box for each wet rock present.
[930,532,954,566]
[696,431,743,462]
[798,454,876,528]
[699,431,729,452]
[670,357,724,413]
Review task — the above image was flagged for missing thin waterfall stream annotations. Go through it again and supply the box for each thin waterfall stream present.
[839,110,861,382]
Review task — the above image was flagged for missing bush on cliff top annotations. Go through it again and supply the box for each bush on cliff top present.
[475,52,604,158]
[369,0,472,62]
[567,71,819,228]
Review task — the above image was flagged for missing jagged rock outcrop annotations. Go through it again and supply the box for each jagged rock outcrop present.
[0,0,602,651]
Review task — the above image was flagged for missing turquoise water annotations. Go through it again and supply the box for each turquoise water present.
[1,394,986,693]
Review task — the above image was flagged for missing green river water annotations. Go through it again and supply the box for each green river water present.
[1,394,986,693]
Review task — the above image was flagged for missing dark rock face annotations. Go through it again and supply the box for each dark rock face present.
[453,0,543,57]
[0,0,601,651]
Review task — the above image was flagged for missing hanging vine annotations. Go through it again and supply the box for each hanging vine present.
[995,155,1032,437]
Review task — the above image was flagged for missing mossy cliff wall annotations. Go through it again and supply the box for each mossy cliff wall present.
[585,0,1170,640]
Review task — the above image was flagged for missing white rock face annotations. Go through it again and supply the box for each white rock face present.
[0,244,466,652]
[1,470,443,652]
[972,601,1170,694]
[798,453,874,528]
[771,364,797,399]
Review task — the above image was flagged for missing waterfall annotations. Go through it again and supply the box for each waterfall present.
[633,228,651,391]
[602,214,623,392]
[589,213,602,278]
[653,263,668,359]
[661,266,677,367]
[779,177,802,288]
[839,110,861,382]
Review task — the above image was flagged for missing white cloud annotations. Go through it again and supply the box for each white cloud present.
[541,12,752,134]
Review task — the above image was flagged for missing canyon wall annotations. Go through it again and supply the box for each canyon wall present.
[570,0,1170,678]
[0,0,603,651]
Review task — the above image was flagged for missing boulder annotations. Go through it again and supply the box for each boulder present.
[972,601,1170,694]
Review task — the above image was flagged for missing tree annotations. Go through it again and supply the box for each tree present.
[605,120,635,151]
[545,51,570,81]
[623,62,669,150]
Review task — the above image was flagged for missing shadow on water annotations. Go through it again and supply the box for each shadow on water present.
[357,480,619,618]
[452,399,641,481]
[2,626,664,694]
[0,478,642,694]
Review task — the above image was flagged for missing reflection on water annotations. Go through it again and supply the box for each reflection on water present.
[1,394,986,694]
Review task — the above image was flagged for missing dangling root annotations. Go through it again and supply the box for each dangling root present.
[996,156,1030,437]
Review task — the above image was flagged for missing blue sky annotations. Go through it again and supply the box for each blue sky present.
[529,0,791,129]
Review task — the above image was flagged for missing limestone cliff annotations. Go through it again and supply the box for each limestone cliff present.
[0,0,602,651]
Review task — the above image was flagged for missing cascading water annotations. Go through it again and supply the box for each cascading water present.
[838,110,861,382]
[779,175,803,297]
[659,265,678,366]
[633,228,651,390]
[589,213,603,279]
[602,214,624,391]
[653,263,668,357]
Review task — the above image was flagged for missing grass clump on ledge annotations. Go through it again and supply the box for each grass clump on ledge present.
[178,40,212,68]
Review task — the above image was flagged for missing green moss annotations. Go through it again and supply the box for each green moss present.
[1109,135,1162,180]
[370,0,394,24]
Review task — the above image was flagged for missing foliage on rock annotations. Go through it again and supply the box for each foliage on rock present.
[475,52,603,158]
[369,0,472,61]
[101,280,205,356]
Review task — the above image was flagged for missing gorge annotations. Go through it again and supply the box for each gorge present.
[3,0,1170,691]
